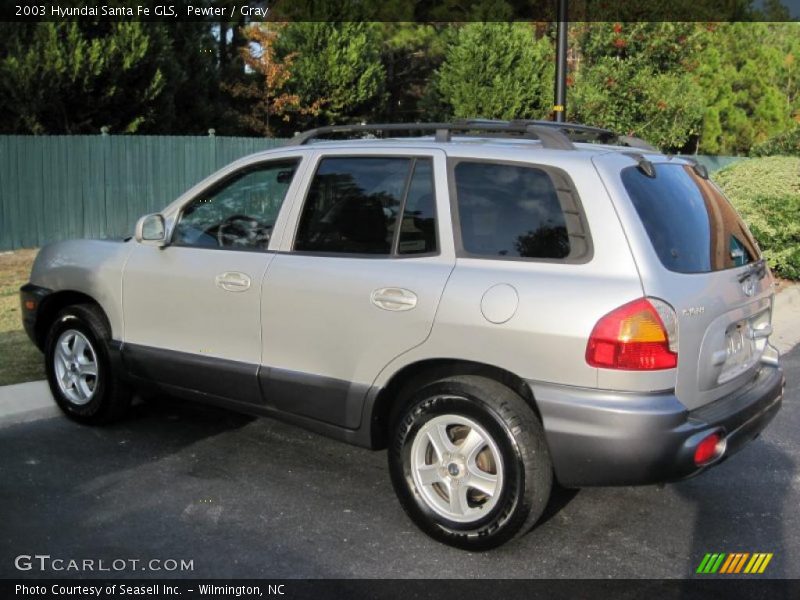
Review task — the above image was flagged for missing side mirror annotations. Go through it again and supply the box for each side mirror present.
[135,214,167,247]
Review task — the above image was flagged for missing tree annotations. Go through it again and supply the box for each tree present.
[227,24,323,137]
[376,23,450,122]
[0,22,171,134]
[150,22,228,134]
[569,23,705,151]
[275,23,386,128]
[696,23,799,154]
[434,23,553,120]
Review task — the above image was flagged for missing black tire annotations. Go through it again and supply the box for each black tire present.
[388,375,553,550]
[44,303,132,425]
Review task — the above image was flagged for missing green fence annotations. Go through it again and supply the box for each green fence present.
[0,135,748,252]
[0,135,286,251]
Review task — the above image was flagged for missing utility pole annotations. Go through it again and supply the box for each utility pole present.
[553,0,568,122]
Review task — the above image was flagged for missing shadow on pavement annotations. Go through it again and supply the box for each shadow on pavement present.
[536,483,580,528]
[677,348,798,581]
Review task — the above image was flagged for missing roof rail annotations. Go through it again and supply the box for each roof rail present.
[287,120,659,153]
[616,135,659,152]
[287,122,575,151]
[507,120,659,152]
[681,156,710,179]
[509,119,616,142]
[623,152,657,177]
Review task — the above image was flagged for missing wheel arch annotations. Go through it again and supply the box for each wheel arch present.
[367,358,541,450]
[35,290,109,349]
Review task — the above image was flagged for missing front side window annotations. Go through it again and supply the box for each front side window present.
[294,156,437,255]
[453,161,571,259]
[173,159,299,250]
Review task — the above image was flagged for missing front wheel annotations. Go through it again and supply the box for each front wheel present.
[44,304,132,425]
[388,375,553,550]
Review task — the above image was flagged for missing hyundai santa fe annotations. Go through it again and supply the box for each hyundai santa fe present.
[20,120,785,549]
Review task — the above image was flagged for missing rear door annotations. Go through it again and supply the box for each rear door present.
[260,148,455,428]
[594,154,775,410]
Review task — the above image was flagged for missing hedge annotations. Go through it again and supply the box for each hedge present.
[714,156,800,280]
[750,127,800,157]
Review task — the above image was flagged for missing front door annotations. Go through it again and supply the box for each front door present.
[122,157,304,404]
[260,150,455,428]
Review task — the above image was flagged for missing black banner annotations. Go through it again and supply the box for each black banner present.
[3,579,800,600]
[2,0,800,22]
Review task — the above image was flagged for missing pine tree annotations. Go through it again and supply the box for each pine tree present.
[0,22,171,134]
[696,23,799,154]
[274,23,386,129]
[569,23,705,151]
[434,23,554,121]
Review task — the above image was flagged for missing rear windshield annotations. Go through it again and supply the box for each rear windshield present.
[621,164,760,273]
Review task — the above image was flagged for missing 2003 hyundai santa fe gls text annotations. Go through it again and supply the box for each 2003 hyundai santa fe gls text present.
[20,120,785,549]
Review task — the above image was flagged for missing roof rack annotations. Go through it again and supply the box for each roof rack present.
[287,120,658,152]
[504,119,658,152]
[681,156,710,179]
[288,122,575,150]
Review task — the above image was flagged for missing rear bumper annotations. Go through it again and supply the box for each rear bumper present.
[529,362,785,487]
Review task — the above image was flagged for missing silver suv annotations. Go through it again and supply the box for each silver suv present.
[20,121,785,549]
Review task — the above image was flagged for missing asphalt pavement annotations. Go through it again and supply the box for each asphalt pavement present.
[0,346,797,579]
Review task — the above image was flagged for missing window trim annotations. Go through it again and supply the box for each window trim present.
[169,157,302,253]
[447,157,594,265]
[390,158,418,255]
[289,154,441,260]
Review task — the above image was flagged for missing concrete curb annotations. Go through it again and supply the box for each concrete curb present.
[772,283,800,355]
[0,380,58,427]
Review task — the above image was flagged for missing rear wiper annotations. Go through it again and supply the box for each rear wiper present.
[737,259,767,282]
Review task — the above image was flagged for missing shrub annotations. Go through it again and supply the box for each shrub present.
[713,156,800,279]
[750,127,800,157]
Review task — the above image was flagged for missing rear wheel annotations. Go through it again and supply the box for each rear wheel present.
[44,304,132,424]
[388,375,553,550]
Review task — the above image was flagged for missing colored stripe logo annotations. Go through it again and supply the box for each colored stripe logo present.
[696,553,773,574]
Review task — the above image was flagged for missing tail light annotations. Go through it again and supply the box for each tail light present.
[586,298,678,370]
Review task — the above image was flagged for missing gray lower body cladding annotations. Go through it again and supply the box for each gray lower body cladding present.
[120,343,371,431]
[530,363,785,487]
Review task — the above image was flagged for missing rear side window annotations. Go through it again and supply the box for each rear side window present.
[294,156,437,256]
[453,161,587,260]
[621,164,760,273]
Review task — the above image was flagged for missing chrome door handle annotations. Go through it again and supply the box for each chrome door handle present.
[215,272,251,292]
[371,287,417,311]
